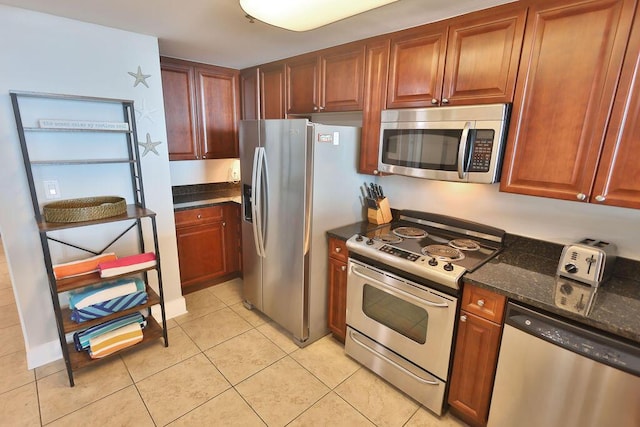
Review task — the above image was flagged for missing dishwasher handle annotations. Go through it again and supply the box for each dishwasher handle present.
[505,302,640,377]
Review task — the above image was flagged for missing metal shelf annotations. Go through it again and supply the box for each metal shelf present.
[10,91,168,387]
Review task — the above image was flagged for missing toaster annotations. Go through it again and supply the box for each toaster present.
[556,238,617,287]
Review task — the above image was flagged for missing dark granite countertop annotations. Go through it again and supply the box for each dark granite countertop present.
[173,183,241,211]
[465,234,640,344]
[327,222,640,344]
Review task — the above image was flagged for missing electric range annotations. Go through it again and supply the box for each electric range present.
[346,210,505,293]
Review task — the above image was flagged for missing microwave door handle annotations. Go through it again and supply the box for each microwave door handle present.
[457,121,472,180]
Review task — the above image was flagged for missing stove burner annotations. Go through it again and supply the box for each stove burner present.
[373,234,403,244]
[449,238,481,251]
[421,244,465,261]
[393,227,428,239]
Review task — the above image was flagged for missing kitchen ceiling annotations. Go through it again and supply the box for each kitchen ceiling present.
[0,0,515,69]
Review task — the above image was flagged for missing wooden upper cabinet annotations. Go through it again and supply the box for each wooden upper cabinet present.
[160,58,199,160]
[286,54,320,114]
[285,43,366,114]
[387,24,448,108]
[261,63,286,119]
[443,3,526,105]
[360,38,390,175]
[387,2,526,109]
[592,9,640,209]
[240,67,259,120]
[320,43,366,111]
[161,57,240,160]
[196,66,240,159]
[500,0,637,202]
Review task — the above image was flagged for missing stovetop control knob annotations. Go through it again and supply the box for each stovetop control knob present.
[366,238,375,246]
[428,257,438,266]
[443,262,454,272]
[355,234,363,242]
[564,263,578,274]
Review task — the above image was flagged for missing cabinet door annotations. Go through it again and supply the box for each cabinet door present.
[327,256,348,342]
[240,67,260,120]
[320,43,366,111]
[592,11,640,209]
[223,203,242,274]
[286,54,320,114]
[196,66,240,159]
[442,3,526,105]
[387,23,448,108]
[500,0,636,201]
[176,221,227,290]
[160,58,199,160]
[448,311,502,426]
[261,63,286,119]
[360,38,390,175]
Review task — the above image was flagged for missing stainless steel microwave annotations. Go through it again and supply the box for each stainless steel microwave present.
[378,104,511,183]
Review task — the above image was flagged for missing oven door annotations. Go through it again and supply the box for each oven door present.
[345,258,458,380]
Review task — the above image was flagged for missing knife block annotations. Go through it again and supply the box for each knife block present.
[367,197,392,225]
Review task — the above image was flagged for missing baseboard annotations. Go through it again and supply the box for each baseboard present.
[26,295,187,370]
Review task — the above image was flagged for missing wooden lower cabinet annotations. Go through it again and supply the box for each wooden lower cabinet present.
[175,203,241,293]
[327,237,348,341]
[448,283,506,427]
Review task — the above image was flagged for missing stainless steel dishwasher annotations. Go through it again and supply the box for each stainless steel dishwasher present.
[488,302,640,427]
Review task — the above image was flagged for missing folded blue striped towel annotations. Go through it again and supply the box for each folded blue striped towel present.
[70,290,148,323]
[69,278,144,310]
[73,312,146,351]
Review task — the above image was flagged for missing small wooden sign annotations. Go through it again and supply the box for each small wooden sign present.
[39,119,130,131]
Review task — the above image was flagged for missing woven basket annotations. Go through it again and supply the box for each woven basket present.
[43,196,126,223]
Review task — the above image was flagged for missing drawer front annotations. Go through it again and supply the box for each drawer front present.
[175,205,224,227]
[461,283,506,323]
[328,237,348,262]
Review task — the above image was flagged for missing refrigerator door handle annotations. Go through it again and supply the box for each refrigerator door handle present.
[252,147,266,258]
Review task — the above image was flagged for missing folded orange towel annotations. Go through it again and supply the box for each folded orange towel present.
[53,253,117,280]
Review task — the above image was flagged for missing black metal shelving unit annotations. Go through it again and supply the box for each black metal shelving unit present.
[10,91,168,386]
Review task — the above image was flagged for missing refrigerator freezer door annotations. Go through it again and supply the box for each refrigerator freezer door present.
[261,119,310,341]
[240,120,263,310]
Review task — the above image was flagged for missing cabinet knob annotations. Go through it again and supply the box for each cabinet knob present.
[576,193,587,201]
[197,214,202,219]
[335,247,341,253]
[373,169,379,175]
[460,315,467,322]
[477,299,485,307]
[313,105,319,111]
[441,98,449,104]
[341,265,346,271]
[431,98,438,105]
[595,195,606,202]
[223,222,226,227]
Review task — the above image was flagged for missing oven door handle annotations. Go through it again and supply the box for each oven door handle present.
[350,265,450,308]
[349,329,440,385]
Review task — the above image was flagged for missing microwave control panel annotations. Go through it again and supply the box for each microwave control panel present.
[468,129,495,172]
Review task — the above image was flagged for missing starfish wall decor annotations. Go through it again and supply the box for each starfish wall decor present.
[139,133,162,156]
[128,66,151,88]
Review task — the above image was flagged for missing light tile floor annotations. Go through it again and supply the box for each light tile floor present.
[0,238,468,426]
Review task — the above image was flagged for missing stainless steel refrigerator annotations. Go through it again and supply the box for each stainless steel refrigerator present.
[240,119,364,347]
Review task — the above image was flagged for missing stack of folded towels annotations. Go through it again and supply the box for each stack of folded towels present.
[53,252,157,280]
[73,312,146,359]
[68,277,148,323]
[52,252,159,357]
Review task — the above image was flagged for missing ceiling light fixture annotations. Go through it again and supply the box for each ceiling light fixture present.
[239,0,399,32]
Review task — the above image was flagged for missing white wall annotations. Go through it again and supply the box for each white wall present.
[379,175,640,260]
[0,5,186,368]
[169,158,240,186]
